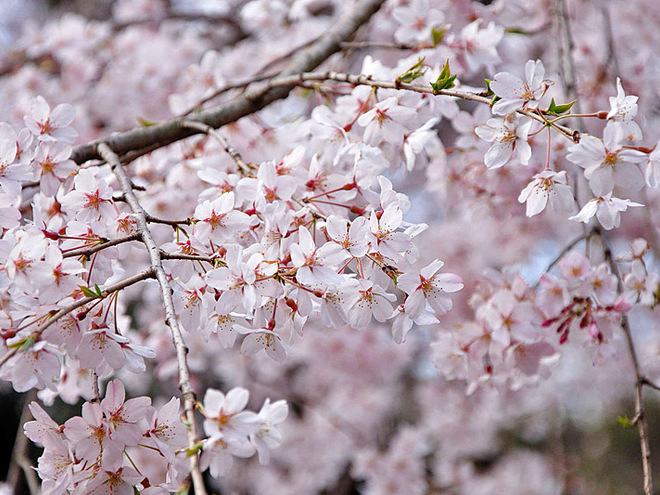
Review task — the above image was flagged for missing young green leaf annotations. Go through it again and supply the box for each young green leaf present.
[430,60,456,93]
[80,285,103,298]
[431,27,446,46]
[396,57,427,85]
[546,98,576,116]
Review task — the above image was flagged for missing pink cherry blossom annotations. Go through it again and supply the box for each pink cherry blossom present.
[397,259,463,319]
[24,95,78,143]
[290,226,346,287]
[357,96,417,146]
[458,19,504,72]
[250,398,288,465]
[392,0,445,45]
[607,77,642,141]
[343,279,396,329]
[32,142,77,197]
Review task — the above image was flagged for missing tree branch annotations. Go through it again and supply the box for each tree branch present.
[98,142,207,495]
[598,228,654,495]
[72,0,387,165]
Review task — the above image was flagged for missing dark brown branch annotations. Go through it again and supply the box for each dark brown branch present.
[72,0,387,165]
[6,390,39,495]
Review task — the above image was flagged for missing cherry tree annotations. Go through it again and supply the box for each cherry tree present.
[2,0,660,493]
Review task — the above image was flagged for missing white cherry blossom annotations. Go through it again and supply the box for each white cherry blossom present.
[518,170,575,217]
[606,77,642,141]
[357,96,417,146]
[567,125,646,196]
[570,194,643,230]
[475,114,532,168]
[490,59,550,115]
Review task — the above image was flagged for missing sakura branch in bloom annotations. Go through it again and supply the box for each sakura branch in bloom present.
[2,0,660,493]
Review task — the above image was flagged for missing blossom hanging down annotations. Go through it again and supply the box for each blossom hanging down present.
[475,113,532,168]
[396,259,464,319]
[518,170,575,217]
[569,193,642,230]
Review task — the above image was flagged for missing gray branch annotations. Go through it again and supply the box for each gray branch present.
[99,142,207,495]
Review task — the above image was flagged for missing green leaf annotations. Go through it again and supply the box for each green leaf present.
[431,27,446,46]
[137,117,158,127]
[617,415,634,428]
[484,79,494,96]
[8,335,35,350]
[430,60,456,93]
[80,285,103,299]
[185,442,203,457]
[396,57,427,84]
[546,98,576,116]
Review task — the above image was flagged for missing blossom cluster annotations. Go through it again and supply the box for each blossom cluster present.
[433,250,633,393]
[24,380,188,493]
[1,0,660,492]
[24,380,284,492]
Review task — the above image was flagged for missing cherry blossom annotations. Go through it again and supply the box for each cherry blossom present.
[290,226,346,287]
[458,19,504,72]
[357,96,417,146]
[517,169,575,216]
[607,77,642,141]
[193,192,251,245]
[567,125,646,196]
[392,0,445,45]
[343,279,396,329]
[569,194,643,230]
[475,114,533,168]
[490,59,550,115]
[60,168,116,224]
[24,95,78,143]
[397,259,463,319]
[32,142,77,197]
[250,398,288,465]
[3,2,660,493]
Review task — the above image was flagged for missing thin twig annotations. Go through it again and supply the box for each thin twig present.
[180,120,252,174]
[180,72,279,116]
[62,233,141,259]
[340,40,417,50]
[598,228,653,495]
[552,0,582,115]
[160,251,217,263]
[0,269,155,371]
[144,213,194,226]
[91,371,101,403]
[98,142,207,495]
